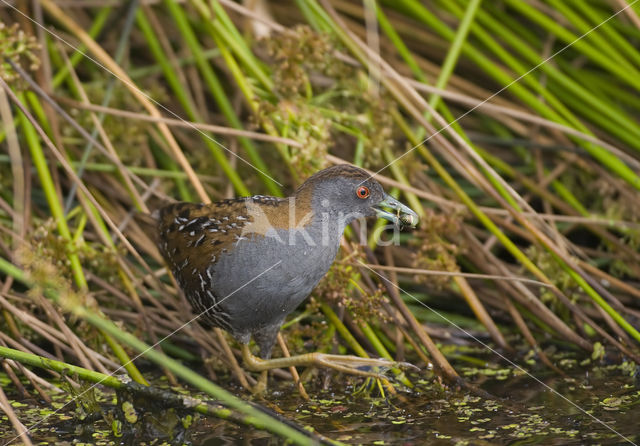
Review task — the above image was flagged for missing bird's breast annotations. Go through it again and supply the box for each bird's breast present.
[208,228,341,332]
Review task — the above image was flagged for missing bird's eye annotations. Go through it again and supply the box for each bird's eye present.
[356,186,370,199]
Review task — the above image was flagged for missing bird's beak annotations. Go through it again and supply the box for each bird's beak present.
[373,194,419,228]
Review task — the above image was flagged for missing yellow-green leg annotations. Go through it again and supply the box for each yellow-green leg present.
[241,344,411,380]
[252,370,268,395]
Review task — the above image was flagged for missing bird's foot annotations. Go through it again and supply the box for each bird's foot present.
[304,353,417,379]
[241,345,417,380]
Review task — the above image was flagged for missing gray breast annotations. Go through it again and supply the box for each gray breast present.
[208,228,341,340]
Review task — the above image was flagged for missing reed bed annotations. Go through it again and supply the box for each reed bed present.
[0,0,639,444]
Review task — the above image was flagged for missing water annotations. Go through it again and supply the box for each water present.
[1,349,638,445]
[189,353,639,445]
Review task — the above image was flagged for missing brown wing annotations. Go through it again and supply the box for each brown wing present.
[156,200,251,274]
[154,200,254,326]
[155,196,294,276]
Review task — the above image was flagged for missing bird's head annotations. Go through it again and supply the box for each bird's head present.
[296,164,419,229]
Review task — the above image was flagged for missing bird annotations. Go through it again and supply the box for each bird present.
[153,164,418,388]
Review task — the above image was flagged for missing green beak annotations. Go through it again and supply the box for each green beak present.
[373,194,419,228]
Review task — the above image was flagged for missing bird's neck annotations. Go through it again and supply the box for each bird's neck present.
[271,197,344,248]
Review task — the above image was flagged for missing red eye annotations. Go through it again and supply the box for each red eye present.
[356,186,370,199]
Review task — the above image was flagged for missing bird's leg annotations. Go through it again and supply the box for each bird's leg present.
[252,370,269,395]
[241,344,410,380]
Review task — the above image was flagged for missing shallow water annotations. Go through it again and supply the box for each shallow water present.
[189,352,639,445]
[2,349,638,445]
